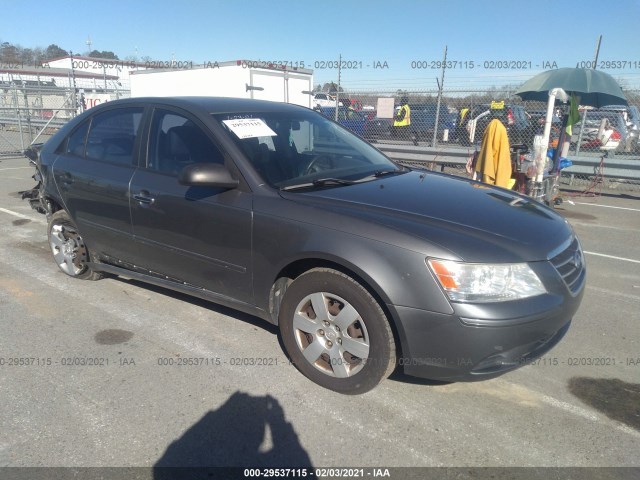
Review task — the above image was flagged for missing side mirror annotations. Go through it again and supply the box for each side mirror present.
[178,163,239,189]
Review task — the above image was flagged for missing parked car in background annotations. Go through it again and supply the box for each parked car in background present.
[22,96,585,394]
[362,104,456,144]
[362,115,394,142]
[313,93,343,108]
[316,106,368,137]
[598,105,639,152]
[570,110,627,152]
[409,104,457,143]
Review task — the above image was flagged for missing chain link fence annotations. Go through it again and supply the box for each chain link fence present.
[317,87,640,193]
[0,80,129,157]
[1,79,638,194]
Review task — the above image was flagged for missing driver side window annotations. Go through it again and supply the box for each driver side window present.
[148,109,224,175]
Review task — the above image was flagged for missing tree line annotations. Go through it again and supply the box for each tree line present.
[0,41,120,65]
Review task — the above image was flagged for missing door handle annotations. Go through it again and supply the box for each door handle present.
[133,191,155,205]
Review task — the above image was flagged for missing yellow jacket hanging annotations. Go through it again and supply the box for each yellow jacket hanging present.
[475,118,512,188]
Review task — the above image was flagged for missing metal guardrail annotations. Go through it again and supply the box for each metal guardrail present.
[375,143,640,183]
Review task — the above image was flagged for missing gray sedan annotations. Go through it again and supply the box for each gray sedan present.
[23,97,585,394]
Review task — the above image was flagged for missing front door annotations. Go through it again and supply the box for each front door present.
[128,108,253,303]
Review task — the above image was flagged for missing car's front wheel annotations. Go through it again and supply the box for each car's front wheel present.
[47,210,102,280]
[279,268,396,394]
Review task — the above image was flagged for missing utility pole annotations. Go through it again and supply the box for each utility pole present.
[593,35,602,69]
[575,35,602,156]
[432,45,447,147]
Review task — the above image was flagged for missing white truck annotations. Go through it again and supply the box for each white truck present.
[130,60,313,108]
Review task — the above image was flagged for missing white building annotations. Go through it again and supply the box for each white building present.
[0,66,119,90]
[43,55,148,90]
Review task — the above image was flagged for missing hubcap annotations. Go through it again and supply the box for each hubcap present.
[50,224,88,276]
[292,292,370,378]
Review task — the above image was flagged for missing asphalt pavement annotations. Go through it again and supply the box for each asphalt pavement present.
[0,155,638,477]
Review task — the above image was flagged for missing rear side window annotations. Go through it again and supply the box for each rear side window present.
[85,108,143,165]
[65,121,90,157]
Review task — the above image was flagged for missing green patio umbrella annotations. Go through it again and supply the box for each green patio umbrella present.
[514,68,627,107]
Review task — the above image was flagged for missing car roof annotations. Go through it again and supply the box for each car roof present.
[599,105,630,110]
[96,96,310,115]
[587,110,624,117]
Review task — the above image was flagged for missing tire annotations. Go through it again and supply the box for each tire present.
[47,210,102,280]
[279,268,396,394]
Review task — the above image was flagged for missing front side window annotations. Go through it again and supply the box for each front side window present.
[148,109,224,175]
[85,107,143,165]
[214,109,403,188]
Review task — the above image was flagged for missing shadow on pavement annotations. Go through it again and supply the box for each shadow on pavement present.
[154,391,312,478]
[568,376,640,431]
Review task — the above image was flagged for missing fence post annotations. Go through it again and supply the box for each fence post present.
[11,80,25,151]
[69,51,78,117]
[22,86,33,144]
[335,54,341,122]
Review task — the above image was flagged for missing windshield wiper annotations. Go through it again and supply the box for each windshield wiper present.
[281,168,409,192]
[353,168,408,181]
[373,169,402,177]
[281,177,361,192]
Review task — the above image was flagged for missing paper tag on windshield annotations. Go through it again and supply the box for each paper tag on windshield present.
[222,118,277,139]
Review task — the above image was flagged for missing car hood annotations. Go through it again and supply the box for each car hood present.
[279,171,574,263]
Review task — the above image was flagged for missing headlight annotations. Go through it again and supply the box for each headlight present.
[427,258,547,303]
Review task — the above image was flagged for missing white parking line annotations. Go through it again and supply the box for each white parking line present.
[0,207,31,219]
[587,285,640,302]
[573,222,638,232]
[0,207,46,224]
[0,167,33,171]
[584,251,640,264]
[575,202,640,213]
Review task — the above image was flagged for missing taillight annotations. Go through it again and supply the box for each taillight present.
[611,130,622,140]
[507,108,515,125]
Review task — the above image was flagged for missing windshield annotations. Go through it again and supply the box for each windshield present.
[213,109,403,189]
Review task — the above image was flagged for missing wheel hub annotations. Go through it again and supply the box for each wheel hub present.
[293,292,370,378]
[63,240,76,256]
[324,329,337,342]
[50,223,88,276]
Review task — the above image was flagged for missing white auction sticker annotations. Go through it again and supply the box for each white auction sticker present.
[222,118,277,139]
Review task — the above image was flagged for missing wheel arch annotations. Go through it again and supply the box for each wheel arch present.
[44,195,65,216]
[267,256,405,361]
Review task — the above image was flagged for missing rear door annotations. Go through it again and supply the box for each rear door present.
[250,70,285,103]
[128,106,253,302]
[51,106,144,259]
[287,74,312,108]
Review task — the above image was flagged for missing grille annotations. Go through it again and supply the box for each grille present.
[550,237,586,294]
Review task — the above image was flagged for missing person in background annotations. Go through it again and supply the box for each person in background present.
[343,99,357,119]
[393,96,411,141]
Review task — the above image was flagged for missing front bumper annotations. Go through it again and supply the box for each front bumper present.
[389,281,584,381]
